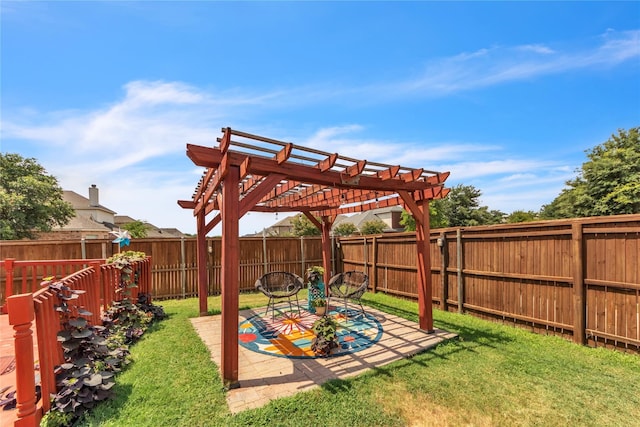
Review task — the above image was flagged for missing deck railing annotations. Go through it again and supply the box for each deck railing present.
[6,257,151,426]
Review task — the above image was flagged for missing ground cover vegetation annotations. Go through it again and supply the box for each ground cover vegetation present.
[40,252,166,427]
[79,292,639,427]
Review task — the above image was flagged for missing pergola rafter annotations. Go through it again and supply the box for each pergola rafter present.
[179,127,450,388]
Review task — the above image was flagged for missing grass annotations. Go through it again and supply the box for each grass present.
[80,292,640,427]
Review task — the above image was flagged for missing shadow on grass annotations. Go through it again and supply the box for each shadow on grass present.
[321,377,355,394]
[364,298,515,356]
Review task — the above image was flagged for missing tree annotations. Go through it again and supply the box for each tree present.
[0,153,74,240]
[359,219,386,235]
[121,220,149,238]
[443,184,504,226]
[333,222,358,236]
[401,184,504,230]
[400,203,448,231]
[541,127,640,219]
[291,214,320,236]
[506,210,538,223]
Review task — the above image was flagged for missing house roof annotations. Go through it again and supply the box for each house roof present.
[115,215,186,238]
[63,190,116,214]
[53,215,112,232]
[332,206,403,230]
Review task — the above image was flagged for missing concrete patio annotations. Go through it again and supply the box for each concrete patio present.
[191,302,457,414]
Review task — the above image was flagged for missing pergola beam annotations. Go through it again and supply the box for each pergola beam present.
[186,144,446,192]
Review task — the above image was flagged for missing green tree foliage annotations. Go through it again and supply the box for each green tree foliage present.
[121,220,149,238]
[291,214,320,236]
[444,184,504,226]
[400,203,448,231]
[506,210,539,223]
[0,153,74,240]
[541,127,640,219]
[401,184,504,230]
[359,219,386,235]
[333,222,358,236]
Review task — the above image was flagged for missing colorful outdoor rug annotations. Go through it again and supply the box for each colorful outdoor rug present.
[238,305,383,358]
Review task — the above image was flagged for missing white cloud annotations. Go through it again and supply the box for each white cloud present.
[517,44,556,55]
[393,29,640,96]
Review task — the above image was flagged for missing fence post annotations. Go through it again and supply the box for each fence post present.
[2,258,16,314]
[371,236,378,293]
[457,229,464,313]
[180,236,186,298]
[572,222,586,345]
[81,237,87,260]
[300,236,306,276]
[262,232,268,275]
[331,235,336,276]
[440,233,448,311]
[363,238,368,274]
[7,293,38,426]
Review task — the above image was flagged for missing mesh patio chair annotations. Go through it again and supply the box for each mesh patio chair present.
[255,271,305,319]
[327,271,369,318]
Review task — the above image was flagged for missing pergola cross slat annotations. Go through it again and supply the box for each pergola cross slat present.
[179,127,450,388]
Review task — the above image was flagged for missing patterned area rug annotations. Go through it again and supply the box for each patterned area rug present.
[238,305,383,358]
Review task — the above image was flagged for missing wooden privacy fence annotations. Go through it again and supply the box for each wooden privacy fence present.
[1,236,326,302]
[6,257,152,426]
[339,214,640,352]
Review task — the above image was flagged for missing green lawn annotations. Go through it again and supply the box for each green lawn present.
[80,293,640,427]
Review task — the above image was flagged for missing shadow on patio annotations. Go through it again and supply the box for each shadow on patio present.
[190,302,457,413]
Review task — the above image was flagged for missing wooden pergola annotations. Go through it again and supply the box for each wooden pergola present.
[178,127,450,387]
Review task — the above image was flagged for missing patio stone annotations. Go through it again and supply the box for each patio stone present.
[190,302,457,413]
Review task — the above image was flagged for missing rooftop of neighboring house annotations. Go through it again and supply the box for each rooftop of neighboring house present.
[63,187,116,214]
[114,216,186,238]
[333,206,405,232]
[45,185,186,239]
[256,206,406,237]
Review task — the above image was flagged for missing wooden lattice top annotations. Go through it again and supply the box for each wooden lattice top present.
[178,127,450,218]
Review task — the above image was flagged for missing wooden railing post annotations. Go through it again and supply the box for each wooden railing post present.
[89,261,102,323]
[2,258,16,314]
[572,222,586,345]
[7,293,39,427]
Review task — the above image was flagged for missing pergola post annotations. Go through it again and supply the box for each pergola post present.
[221,165,240,388]
[196,208,208,316]
[415,200,434,332]
[321,216,333,283]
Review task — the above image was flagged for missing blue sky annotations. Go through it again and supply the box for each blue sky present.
[2,2,639,236]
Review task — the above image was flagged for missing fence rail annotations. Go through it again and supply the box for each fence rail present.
[1,237,326,305]
[338,214,640,352]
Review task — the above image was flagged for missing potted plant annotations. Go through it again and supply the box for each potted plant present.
[311,315,339,356]
[306,265,325,283]
[311,297,327,316]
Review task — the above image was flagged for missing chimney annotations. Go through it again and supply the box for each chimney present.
[89,184,99,207]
